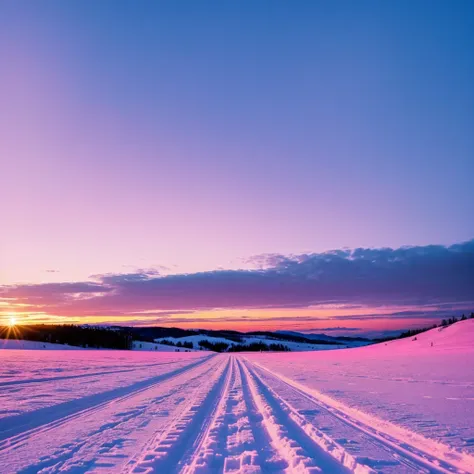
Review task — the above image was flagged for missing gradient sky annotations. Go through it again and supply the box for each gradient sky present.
[1,1,473,335]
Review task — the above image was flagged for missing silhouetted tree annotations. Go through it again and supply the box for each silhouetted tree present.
[0,324,132,350]
[160,339,176,347]
[228,342,290,352]
[198,340,229,352]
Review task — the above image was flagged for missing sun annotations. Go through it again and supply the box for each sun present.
[8,317,16,327]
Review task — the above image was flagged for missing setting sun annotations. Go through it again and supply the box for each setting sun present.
[8,317,16,327]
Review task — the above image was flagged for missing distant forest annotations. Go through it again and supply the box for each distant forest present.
[158,338,291,352]
[1,314,472,352]
[0,324,132,350]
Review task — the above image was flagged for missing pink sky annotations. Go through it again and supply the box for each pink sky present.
[2,241,473,336]
[1,2,473,335]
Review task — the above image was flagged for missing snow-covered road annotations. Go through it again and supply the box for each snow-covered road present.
[1,351,472,473]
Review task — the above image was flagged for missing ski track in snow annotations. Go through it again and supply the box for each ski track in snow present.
[1,351,473,474]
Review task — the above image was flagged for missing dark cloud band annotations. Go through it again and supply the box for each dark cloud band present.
[2,240,473,321]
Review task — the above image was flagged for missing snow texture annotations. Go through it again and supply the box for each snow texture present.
[0,320,473,473]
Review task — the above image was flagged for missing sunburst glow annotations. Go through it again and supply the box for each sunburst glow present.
[8,316,17,327]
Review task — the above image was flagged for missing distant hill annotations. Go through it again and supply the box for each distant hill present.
[276,330,371,344]
[125,326,373,352]
[127,326,344,345]
[368,318,474,353]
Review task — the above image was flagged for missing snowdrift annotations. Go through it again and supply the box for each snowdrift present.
[373,318,474,353]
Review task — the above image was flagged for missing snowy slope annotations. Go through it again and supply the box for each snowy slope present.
[373,318,474,353]
[242,335,344,352]
[132,340,198,352]
[0,339,86,350]
[155,334,236,347]
[277,330,371,347]
[246,319,474,465]
[156,334,347,352]
[1,321,473,473]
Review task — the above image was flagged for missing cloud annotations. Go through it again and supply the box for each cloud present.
[1,240,473,322]
[326,309,468,321]
[3,282,111,301]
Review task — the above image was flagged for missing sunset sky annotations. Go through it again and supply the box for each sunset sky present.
[1,1,473,336]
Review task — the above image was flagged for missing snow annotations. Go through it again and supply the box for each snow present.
[246,319,474,470]
[0,320,472,473]
[132,340,198,352]
[369,318,474,353]
[155,334,238,347]
[242,336,346,352]
[0,338,86,350]
[155,334,356,352]
[0,338,199,352]
[0,350,208,422]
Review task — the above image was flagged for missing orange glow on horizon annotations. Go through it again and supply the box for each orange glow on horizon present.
[0,304,446,334]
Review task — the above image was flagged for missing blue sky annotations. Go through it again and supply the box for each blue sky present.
[1,1,473,331]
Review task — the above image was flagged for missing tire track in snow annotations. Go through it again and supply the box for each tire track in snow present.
[0,355,215,447]
[4,352,471,474]
[125,356,231,474]
[7,357,225,474]
[179,356,237,473]
[245,359,471,474]
[219,358,267,474]
[236,358,291,473]
[181,356,273,474]
[239,358,351,474]
[0,357,222,473]
[0,360,184,387]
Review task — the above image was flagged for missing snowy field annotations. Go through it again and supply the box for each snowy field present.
[154,334,353,352]
[0,321,473,473]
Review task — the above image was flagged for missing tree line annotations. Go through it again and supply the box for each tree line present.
[440,313,473,327]
[159,339,194,349]
[377,313,474,342]
[0,324,132,350]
